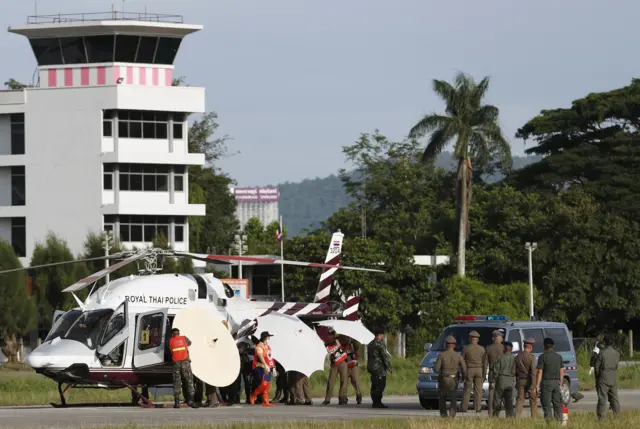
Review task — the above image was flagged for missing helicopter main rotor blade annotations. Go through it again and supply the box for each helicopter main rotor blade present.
[62,253,146,293]
[0,254,128,276]
[175,252,385,273]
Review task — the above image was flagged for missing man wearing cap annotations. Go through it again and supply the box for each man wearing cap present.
[491,341,516,417]
[593,333,621,419]
[461,330,487,413]
[169,328,197,408]
[536,337,564,422]
[249,331,276,407]
[367,328,392,408]
[323,328,349,405]
[435,335,467,417]
[515,337,538,417]
[485,329,504,415]
[342,336,363,405]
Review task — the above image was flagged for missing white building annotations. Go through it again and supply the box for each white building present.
[0,12,206,265]
[230,186,279,229]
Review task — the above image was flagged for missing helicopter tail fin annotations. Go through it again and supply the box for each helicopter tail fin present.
[341,289,361,321]
[313,230,344,304]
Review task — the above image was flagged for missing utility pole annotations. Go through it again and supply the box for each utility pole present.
[104,230,114,284]
[233,233,247,279]
[279,215,285,302]
[525,242,537,321]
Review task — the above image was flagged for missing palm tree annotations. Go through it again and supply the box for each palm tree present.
[408,72,511,276]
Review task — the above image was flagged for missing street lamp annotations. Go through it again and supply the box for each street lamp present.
[525,242,538,321]
[233,233,248,279]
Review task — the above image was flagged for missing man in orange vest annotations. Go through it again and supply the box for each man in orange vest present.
[343,336,363,404]
[169,328,196,409]
[322,328,349,405]
[249,331,276,407]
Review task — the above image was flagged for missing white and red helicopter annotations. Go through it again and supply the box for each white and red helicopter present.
[0,231,379,407]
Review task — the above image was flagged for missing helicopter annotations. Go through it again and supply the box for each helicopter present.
[0,231,381,407]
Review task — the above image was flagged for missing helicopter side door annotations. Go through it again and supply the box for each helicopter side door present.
[96,301,128,366]
[133,308,169,368]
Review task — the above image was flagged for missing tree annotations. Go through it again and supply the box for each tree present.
[4,78,31,90]
[0,241,37,362]
[408,72,511,277]
[30,232,86,328]
[512,78,640,221]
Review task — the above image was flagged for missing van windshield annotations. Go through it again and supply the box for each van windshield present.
[63,309,114,350]
[432,326,501,352]
[45,310,83,342]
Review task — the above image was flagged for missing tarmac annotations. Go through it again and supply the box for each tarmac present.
[1,391,640,429]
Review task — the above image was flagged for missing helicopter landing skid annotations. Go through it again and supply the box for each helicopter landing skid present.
[121,382,156,408]
[51,382,74,407]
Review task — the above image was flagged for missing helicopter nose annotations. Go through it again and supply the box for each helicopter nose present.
[25,351,52,369]
[25,339,94,370]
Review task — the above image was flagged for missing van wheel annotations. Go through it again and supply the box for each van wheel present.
[419,398,438,410]
[561,380,571,406]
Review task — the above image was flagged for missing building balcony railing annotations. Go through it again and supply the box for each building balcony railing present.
[26,11,184,25]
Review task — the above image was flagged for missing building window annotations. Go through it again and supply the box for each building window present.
[174,175,184,192]
[114,164,170,192]
[11,114,25,155]
[11,166,25,206]
[105,215,185,243]
[11,217,26,257]
[174,225,184,242]
[103,164,114,190]
[117,110,169,140]
[173,122,183,139]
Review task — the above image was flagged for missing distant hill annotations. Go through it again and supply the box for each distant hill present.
[276,152,542,236]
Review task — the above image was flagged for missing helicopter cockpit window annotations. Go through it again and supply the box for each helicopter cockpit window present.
[45,310,82,343]
[138,312,164,350]
[63,309,114,350]
[100,313,126,347]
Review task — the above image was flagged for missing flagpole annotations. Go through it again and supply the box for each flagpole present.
[280,215,285,302]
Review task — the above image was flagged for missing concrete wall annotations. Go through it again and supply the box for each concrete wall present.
[0,115,10,155]
[0,217,10,243]
[0,167,10,207]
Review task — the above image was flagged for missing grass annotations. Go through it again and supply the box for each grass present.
[19,411,640,429]
[2,350,640,406]
[0,357,422,406]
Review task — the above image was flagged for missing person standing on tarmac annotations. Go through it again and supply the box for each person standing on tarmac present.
[435,335,467,418]
[594,333,621,419]
[238,341,255,404]
[485,329,504,415]
[367,328,392,408]
[249,331,276,407]
[323,328,349,405]
[460,330,486,413]
[536,337,564,422]
[343,336,363,405]
[491,341,516,418]
[169,328,197,409]
[514,337,538,418]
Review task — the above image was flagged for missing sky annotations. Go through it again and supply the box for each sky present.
[2,0,640,187]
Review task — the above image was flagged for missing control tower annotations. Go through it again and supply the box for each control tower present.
[0,11,207,264]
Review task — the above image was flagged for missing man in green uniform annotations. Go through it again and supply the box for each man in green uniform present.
[491,341,516,417]
[514,337,538,417]
[594,333,621,419]
[367,328,392,408]
[485,329,504,415]
[461,330,487,413]
[435,335,467,418]
[536,337,563,422]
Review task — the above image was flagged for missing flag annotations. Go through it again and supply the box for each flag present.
[275,226,283,242]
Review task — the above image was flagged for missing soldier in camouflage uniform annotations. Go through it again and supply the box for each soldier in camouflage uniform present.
[367,328,392,408]
[169,328,197,408]
[594,333,621,419]
[435,335,467,418]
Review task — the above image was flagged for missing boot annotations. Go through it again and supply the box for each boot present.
[338,396,348,405]
[273,390,282,402]
[261,389,275,407]
[356,395,362,405]
[186,394,198,408]
[203,394,219,408]
[174,398,180,409]
[249,380,267,405]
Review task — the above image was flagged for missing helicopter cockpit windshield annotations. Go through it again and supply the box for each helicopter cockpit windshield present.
[45,310,82,343]
[62,309,114,350]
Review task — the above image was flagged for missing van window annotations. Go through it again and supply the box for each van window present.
[507,329,522,350]
[522,328,544,353]
[431,326,500,352]
[545,327,572,352]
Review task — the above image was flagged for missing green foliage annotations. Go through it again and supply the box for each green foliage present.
[242,217,285,255]
[3,78,31,90]
[30,233,87,326]
[0,241,37,345]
